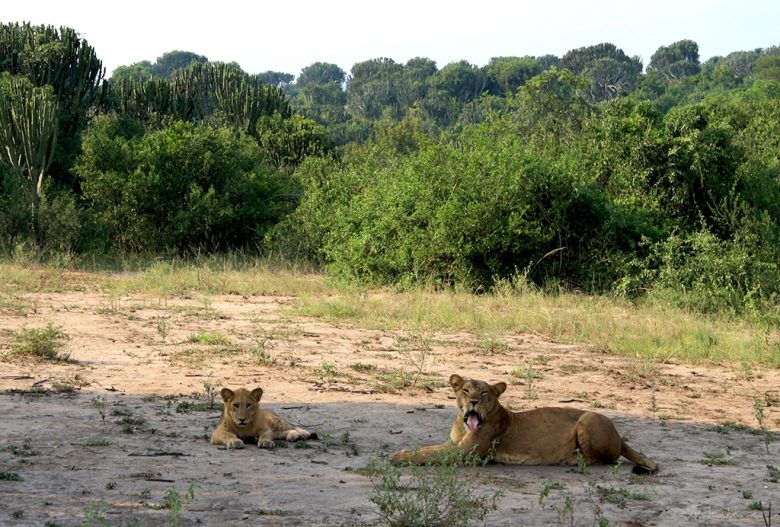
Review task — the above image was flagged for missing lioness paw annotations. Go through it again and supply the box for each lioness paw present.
[286,430,302,442]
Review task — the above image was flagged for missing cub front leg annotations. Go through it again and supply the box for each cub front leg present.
[256,429,276,449]
[211,427,245,450]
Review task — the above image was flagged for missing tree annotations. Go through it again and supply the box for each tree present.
[111,61,154,81]
[483,56,542,95]
[256,70,295,90]
[0,23,105,188]
[648,40,701,82]
[560,43,642,101]
[429,60,485,102]
[347,57,403,120]
[297,62,346,87]
[151,50,208,78]
[396,57,437,108]
[0,74,59,243]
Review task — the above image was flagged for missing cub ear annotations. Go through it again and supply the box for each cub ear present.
[250,387,264,401]
[220,388,234,403]
[491,382,507,397]
[449,374,465,391]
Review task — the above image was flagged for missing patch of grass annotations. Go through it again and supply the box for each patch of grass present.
[9,324,70,361]
[246,508,288,516]
[0,471,22,481]
[595,485,649,506]
[538,479,564,504]
[80,439,112,447]
[768,465,780,483]
[373,368,414,393]
[187,331,231,345]
[350,362,378,373]
[315,360,339,383]
[175,401,221,413]
[10,510,24,519]
[6,439,40,457]
[699,451,737,466]
[293,287,780,366]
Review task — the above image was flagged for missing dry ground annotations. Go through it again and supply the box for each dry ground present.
[1,285,778,526]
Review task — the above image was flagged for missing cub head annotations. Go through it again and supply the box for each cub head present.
[220,387,263,427]
[449,374,506,433]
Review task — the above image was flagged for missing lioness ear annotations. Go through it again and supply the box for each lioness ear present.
[250,387,264,401]
[220,388,234,403]
[449,374,465,391]
[491,382,507,397]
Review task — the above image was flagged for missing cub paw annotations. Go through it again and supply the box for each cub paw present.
[257,439,276,449]
[286,430,302,442]
[226,438,245,450]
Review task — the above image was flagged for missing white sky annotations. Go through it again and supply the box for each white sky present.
[4,1,779,78]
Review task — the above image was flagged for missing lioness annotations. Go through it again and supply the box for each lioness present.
[390,374,657,474]
[211,387,316,449]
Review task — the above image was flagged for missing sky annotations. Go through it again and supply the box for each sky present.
[4,0,779,78]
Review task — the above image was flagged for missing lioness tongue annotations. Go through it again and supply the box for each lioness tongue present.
[466,414,480,433]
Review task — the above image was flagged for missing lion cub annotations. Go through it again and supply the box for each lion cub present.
[391,374,657,474]
[211,387,316,449]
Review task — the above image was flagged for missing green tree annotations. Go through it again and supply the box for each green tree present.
[560,43,642,101]
[151,50,208,78]
[0,22,105,188]
[110,61,154,81]
[297,62,346,87]
[648,39,701,82]
[483,56,542,95]
[77,118,294,252]
[0,74,59,243]
[347,57,403,120]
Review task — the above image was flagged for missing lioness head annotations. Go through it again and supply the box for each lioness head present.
[220,387,263,427]
[449,374,506,433]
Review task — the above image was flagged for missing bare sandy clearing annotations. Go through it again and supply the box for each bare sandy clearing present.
[1,289,778,526]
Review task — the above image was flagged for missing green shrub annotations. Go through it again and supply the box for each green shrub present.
[10,324,71,361]
[76,117,296,253]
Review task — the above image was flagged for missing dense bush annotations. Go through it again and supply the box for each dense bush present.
[76,117,296,253]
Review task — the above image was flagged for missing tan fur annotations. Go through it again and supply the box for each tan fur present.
[390,374,657,474]
[210,387,315,449]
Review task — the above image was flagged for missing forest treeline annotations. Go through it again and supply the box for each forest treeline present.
[1,22,779,322]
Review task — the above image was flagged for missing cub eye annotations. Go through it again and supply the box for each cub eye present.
[245,403,252,409]
[481,391,488,397]
[232,403,239,409]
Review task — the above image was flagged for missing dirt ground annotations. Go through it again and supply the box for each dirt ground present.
[1,286,778,526]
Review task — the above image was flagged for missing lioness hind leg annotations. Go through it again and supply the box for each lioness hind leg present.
[573,412,623,465]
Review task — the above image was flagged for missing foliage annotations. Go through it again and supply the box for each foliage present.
[0,22,105,187]
[77,118,295,253]
[0,73,59,243]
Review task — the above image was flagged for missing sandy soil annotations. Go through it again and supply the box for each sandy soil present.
[0,286,778,526]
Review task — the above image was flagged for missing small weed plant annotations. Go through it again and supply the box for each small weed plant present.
[10,324,70,361]
[366,449,502,527]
